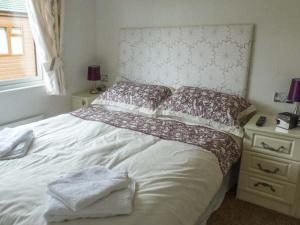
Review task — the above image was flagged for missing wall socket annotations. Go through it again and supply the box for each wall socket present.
[273,92,293,104]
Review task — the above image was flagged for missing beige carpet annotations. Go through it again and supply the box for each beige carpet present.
[207,189,300,225]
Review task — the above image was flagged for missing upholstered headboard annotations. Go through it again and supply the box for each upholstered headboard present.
[118,24,254,97]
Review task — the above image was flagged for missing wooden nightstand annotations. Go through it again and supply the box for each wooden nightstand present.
[237,113,300,218]
[71,90,100,110]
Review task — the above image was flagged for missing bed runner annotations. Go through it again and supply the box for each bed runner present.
[71,105,241,175]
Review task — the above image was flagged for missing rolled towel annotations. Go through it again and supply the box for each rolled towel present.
[0,128,34,157]
[44,179,135,223]
[0,132,34,160]
[48,166,130,211]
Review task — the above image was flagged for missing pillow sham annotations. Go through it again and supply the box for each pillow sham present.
[157,86,255,136]
[92,81,172,115]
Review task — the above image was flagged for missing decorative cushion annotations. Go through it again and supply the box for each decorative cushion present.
[92,81,172,115]
[157,86,255,136]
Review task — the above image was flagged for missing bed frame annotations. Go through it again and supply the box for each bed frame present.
[118,24,254,225]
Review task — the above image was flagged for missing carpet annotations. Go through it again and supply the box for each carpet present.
[207,189,300,225]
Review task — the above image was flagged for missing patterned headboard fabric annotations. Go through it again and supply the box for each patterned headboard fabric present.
[118,24,254,97]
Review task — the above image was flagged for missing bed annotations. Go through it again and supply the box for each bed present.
[0,24,254,225]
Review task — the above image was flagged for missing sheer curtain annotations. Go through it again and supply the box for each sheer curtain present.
[26,0,66,95]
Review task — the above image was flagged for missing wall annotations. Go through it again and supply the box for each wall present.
[1,0,298,123]
[0,0,97,124]
[95,0,300,113]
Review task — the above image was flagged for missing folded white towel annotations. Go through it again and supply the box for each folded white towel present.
[44,179,135,223]
[0,128,34,157]
[0,133,34,160]
[48,166,130,211]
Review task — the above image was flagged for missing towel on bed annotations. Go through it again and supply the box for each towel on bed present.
[0,129,34,160]
[44,179,135,223]
[0,128,33,157]
[0,135,34,160]
[48,166,130,211]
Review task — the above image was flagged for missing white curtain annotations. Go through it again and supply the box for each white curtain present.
[26,0,66,95]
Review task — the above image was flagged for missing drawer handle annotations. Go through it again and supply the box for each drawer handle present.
[254,182,276,192]
[257,163,280,174]
[260,142,287,153]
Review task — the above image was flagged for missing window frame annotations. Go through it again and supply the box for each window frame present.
[0,11,43,91]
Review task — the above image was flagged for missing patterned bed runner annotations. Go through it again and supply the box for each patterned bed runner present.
[71,105,241,175]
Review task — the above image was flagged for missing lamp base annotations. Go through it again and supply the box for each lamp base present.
[293,102,300,116]
[89,81,100,94]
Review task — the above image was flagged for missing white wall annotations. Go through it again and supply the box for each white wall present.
[95,0,300,113]
[0,0,97,124]
[1,0,298,123]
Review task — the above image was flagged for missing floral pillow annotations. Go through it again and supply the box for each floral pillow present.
[157,86,255,136]
[92,81,172,115]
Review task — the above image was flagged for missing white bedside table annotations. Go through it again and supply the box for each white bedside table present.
[71,90,101,110]
[237,113,300,218]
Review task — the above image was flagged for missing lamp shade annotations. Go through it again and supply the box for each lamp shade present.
[87,65,101,81]
[288,78,300,102]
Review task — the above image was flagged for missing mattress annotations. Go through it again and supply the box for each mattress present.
[0,109,241,225]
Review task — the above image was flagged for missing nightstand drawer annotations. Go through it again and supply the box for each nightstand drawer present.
[241,151,300,183]
[72,90,100,111]
[72,97,88,110]
[239,172,296,204]
[253,134,292,155]
[244,129,300,161]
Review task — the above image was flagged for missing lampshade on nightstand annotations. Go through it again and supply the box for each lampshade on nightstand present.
[288,78,300,115]
[87,65,101,94]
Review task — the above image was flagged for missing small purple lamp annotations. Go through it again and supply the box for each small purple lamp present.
[88,65,101,94]
[288,78,300,115]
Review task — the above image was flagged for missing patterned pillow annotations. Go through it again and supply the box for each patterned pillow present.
[92,81,172,115]
[157,86,255,136]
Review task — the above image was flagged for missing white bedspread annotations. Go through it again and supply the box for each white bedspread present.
[0,113,223,225]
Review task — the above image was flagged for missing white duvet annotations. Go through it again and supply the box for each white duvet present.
[0,113,223,225]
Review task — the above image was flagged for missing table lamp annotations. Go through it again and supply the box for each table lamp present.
[88,65,101,94]
[288,78,300,115]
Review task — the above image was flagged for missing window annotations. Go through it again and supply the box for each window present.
[0,27,9,54]
[0,26,24,56]
[0,0,41,90]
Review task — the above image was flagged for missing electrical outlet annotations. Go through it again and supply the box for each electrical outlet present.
[101,74,109,82]
[273,92,293,104]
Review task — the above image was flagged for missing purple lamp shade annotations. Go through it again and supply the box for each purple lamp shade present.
[288,78,300,102]
[87,65,101,81]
